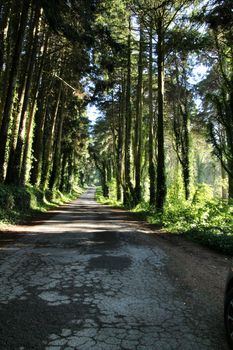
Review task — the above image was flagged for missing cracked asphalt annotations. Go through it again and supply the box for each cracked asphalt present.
[0,188,230,349]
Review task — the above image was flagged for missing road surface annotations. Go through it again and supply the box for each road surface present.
[0,188,230,349]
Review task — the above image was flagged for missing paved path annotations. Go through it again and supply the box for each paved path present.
[0,188,229,349]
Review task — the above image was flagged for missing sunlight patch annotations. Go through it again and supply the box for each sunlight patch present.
[38,291,70,305]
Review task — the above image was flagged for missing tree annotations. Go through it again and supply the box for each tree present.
[134,22,144,204]
[0,0,30,181]
[201,0,233,199]
[148,21,156,205]
[0,0,96,191]
[10,2,41,185]
[133,0,192,211]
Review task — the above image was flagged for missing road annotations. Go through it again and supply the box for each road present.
[0,188,230,349]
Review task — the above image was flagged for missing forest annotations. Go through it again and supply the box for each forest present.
[0,0,232,253]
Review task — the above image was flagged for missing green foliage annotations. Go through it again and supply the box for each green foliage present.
[95,182,122,206]
[133,183,233,255]
[96,179,233,254]
[0,184,83,225]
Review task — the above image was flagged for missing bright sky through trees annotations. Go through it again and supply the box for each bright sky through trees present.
[87,105,102,124]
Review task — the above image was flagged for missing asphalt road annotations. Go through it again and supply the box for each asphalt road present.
[0,188,229,349]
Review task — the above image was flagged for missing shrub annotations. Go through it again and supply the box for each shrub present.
[0,184,84,225]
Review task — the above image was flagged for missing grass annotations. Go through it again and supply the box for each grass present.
[133,198,233,255]
[136,199,233,256]
[0,184,84,227]
[96,184,233,256]
[95,186,123,207]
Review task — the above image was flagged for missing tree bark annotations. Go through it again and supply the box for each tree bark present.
[116,79,125,201]
[12,4,41,185]
[30,74,52,185]
[4,76,27,184]
[134,23,143,205]
[148,24,156,205]
[49,94,65,190]
[20,30,49,185]
[40,79,62,189]
[66,152,74,193]
[0,1,11,75]
[227,132,233,200]
[123,18,134,207]
[0,0,30,181]
[102,161,109,198]
[228,172,233,200]
[59,152,67,192]
[156,18,166,212]
[181,104,190,200]
[0,1,20,126]
[221,164,228,199]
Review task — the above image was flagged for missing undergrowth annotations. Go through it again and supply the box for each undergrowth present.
[97,183,233,255]
[134,184,233,255]
[0,184,84,226]
[95,183,122,207]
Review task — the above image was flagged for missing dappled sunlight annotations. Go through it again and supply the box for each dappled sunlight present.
[0,247,20,251]
[28,221,129,234]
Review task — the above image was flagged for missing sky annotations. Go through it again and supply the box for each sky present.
[87,104,101,124]
[86,63,208,125]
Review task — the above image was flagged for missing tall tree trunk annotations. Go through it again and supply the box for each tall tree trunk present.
[134,24,143,205]
[12,4,41,185]
[116,80,125,201]
[148,24,156,206]
[0,1,11,77]
[110,91,118,195]
[0,1,20,126]
[5,4,40,184]
[227,135,233,200]
[224,99,233,200]
[228,172,233,200]
[221,164,228,199]
[123,18,134,206]
[5,78,26,184]
[40,79,62,189]
[102,161,109,198]
[19,97,37,185]
[59,152,67,192]
[66,152,74,193]
[20,30,49,185]
[107,160,112,182]
[48,95,65,190]
[181,104,190,200]
[0,0,30,181]
[174,57,191,201]
[156,18,166,212]
[30,77,51,185]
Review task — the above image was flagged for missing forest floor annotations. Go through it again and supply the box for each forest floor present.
[0,188,230,349]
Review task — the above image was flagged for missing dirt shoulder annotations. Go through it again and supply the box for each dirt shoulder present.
[115,207,231,313]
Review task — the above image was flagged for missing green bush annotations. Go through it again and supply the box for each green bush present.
[13,188,31,211]
[0,185,15,209]
[0,184,84,225]
[95,183,233,255]
[95,183,122,207]
[132,183,233,255]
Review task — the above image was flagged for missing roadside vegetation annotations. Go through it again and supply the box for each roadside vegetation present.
[96,183,233,256]
[0,185,83,226]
